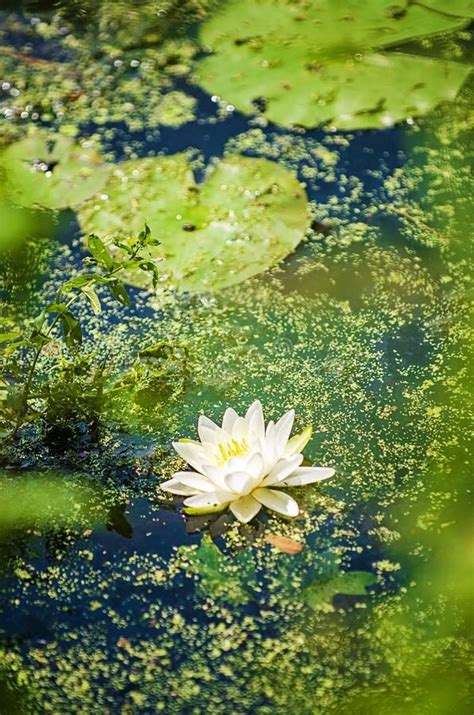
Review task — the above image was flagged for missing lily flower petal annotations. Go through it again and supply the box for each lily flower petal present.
[172,441,207,474]
[263,420,277,467]
[246,452,264,479]
[280,466,335,487]
[183,490,233,509]
[229,495,262,523]
[223,471,255,495]
[245,399,265,441]
[168,471,216,492]
[222,407,239,433]
[253,487,299,517]
[198,415,228,445]
[283,424,313,457]
[198,415,219,432]
[261,454,303,486]
[275,409,295,450]
[232,416,248,442]
[202,463,231,490]
[160,478,200,496]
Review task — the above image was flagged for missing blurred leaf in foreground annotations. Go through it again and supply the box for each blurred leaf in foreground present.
[0,473,98,534]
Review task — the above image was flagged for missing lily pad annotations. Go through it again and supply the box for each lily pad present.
[0,134,108,210]
[78,153,309,292]
[196,0,472,129]
[421,0,474,17]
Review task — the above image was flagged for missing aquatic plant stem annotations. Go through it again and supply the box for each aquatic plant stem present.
[12,258,131,439]
[13,294,79,439]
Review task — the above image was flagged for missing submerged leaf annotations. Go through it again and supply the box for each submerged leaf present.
[182,535,254,604]
[78,153,309,292]
[196,0,472,129]
[303,570,377,609]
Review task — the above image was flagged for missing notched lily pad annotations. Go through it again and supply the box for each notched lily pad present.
[78,153,310,292]
[0,134,108,210]
[196,0,472,129]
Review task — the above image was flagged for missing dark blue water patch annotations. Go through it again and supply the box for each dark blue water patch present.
[0,491,400,630]
[374,212,444,262]
[89,497,201,561]
[0,502,200,641]
[88,76,407,169]
[79,82,254,165]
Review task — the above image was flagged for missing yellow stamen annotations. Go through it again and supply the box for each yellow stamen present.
[216,436,249,465]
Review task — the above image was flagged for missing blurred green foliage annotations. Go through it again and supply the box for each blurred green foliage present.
[26,0,216,47]
[0,472,97,534]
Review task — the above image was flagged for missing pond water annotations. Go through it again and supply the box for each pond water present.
[0,2,472,714]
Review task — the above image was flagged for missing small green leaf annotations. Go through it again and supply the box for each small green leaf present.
[46,302,68,314]
[60,311,83,348]
[29,330,52,348]
[32,310,46,331]
[138,222,152,245]
[0,332,22,343]
[62,273,104,292]
[81,285,102,315]
[108,280,131,307]
[138,261,161,289]
[1,383,24,412]
[87,234,114,271]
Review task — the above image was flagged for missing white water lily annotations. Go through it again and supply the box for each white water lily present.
[161,400,335,523]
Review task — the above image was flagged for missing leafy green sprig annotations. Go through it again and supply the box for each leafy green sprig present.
[0,224,161,440]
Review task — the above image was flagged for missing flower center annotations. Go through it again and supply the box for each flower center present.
[216,437,249,466]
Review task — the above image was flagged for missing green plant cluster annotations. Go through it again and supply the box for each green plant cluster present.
[0,224,161,441]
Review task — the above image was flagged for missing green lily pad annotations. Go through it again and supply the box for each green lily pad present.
[78,153,309,292]
[421,0,474,17]
[196,0,472,129]
[0,134,108,210]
